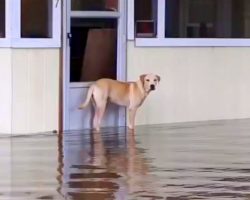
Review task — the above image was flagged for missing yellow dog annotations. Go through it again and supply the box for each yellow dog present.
[79,74,160,132]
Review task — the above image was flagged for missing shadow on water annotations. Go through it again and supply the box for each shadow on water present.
[2,119,250,199]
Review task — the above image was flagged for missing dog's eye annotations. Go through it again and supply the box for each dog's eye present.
[146,79,150,82]
[154,79,157,82]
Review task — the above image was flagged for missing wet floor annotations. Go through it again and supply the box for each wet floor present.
[1,119,250,200]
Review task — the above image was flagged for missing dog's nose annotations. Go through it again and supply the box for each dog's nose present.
[150,84,155,90]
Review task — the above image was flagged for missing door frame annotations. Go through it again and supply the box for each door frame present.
[62,0,127,131]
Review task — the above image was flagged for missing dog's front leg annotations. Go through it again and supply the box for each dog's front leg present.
[128,108,137,130]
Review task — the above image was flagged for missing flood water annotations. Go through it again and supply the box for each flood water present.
[1,119,250,199]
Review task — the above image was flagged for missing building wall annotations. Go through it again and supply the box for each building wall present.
[127,41,250,125]
[0,49,12,134]
[2,43,250,133]
[12,49,60,134]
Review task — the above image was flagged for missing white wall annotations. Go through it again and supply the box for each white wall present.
[127,42,250,125]
[0,49,12,134]
[12,49,60,134]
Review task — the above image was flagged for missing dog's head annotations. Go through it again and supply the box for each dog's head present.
[140,74,161,93]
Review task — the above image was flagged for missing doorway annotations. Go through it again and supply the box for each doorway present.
[63,0,126,131]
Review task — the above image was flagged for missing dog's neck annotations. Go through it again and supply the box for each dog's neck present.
[136,80,149,97]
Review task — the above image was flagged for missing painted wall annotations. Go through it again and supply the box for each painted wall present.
[0,49,12,133]
[12,49,60,134]
[127,42,250,125]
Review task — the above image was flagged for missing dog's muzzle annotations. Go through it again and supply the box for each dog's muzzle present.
[150,84,155,90]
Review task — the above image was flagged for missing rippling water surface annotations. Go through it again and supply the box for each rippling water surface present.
[1,119,250,199]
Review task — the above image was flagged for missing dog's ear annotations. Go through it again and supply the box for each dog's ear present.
[140,74,147,83]
[156,75,161,82]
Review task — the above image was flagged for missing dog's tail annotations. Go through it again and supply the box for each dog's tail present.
[78,85,94,109]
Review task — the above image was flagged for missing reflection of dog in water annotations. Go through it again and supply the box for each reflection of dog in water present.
[59,131,154,199]
[90,131,151,196]
[79,74,160,132]
[91,131,149,173]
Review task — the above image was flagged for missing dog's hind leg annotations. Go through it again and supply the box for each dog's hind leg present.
[93,102,106,132]
[93,108,100,132]
[92,88,107,132]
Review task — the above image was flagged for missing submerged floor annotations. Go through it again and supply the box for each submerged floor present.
[1,119,250,199]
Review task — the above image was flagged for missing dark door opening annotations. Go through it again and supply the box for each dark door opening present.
[70,18,117,82]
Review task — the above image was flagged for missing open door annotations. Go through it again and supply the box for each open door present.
[63,0,126,131]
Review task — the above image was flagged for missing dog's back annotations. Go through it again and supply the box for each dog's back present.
[95,78,130,106]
